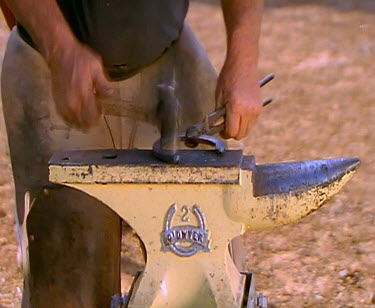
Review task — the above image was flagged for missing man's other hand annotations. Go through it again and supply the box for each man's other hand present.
[215,62,262,140]
[48,41,112,130]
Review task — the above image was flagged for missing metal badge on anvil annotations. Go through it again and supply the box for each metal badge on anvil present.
[161,204,211,257]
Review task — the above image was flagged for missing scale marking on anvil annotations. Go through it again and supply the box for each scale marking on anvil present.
[161,204,211,257]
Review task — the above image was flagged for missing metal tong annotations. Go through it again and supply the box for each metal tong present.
[153,73,275,164]
[183,73,274,148]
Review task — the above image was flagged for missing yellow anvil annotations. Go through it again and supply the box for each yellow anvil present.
[49,149,359,307]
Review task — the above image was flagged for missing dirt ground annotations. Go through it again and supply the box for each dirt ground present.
[0,1,374,307]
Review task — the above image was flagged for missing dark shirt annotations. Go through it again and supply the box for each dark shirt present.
[18,0,189,80]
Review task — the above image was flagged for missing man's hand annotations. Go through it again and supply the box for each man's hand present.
[220,0,264,140]
[216,62,262,140]
[48,41,112,129]
[5,0,112,130]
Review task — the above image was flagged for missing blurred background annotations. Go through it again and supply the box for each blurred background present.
[0,0,374,306]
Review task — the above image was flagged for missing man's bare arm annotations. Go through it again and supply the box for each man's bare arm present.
[217,0,264,140]
[5,0,111,129]
[5,0,74,60]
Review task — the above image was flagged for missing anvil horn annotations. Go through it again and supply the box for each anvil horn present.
[253,157,360,196]
[227,157,360,231]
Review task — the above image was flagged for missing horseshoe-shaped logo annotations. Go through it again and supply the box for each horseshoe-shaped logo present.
[161,204,211,257]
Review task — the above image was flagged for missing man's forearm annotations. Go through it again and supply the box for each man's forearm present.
[5,0,76,62]
[216,0,264,140]
[221,0,264,69]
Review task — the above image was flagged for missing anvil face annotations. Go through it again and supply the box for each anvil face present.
[48,149,359,307]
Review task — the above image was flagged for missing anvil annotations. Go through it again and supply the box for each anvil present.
[49,149,359,307]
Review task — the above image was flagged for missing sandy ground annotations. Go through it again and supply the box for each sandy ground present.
[0,1,374,307]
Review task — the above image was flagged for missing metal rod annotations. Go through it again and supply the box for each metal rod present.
[258,73,275,88]
[262,97,273,107]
